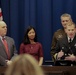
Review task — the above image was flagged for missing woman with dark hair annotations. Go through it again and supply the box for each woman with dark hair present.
[19,26,43,66]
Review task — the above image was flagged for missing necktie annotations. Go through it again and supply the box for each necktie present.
[69,38,72,43]
[2,38,10,59]
[69,38,73,54]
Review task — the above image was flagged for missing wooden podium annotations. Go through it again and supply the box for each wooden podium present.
[0,66,76,75]
[42,65,76,75]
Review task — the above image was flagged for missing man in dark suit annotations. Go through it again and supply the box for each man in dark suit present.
[54,23,76,62]
[51,13,73,60]
[0,21,17,66]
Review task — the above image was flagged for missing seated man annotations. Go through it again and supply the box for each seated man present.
[54,23,76,65]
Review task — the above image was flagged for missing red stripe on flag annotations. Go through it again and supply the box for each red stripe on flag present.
[0,8,3,20]
[0,12,2,17]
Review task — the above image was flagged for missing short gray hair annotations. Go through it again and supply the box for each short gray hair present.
[60,13,71,19]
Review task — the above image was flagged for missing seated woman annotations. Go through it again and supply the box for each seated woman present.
[19,26,43,66]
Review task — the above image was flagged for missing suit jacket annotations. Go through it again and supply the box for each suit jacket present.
[0,36,17,66]
[55,35,76,59]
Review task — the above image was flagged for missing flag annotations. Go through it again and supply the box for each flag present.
[0,1,3,21]
[0,8,3,20]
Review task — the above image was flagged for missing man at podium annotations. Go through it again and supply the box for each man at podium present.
[54,23,76,66]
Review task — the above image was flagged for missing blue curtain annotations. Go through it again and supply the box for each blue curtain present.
[1,0,76,64]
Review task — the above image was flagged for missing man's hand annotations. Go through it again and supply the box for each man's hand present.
[6,60,12,65]
[57,50,64,59]
[65,54,76,61]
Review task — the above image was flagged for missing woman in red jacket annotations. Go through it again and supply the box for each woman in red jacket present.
[19,26,43,66]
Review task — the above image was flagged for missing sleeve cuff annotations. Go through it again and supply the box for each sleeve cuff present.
[54,53,58,60]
